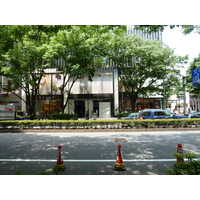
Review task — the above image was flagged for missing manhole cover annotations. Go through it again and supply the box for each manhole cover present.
[115,138,128,142]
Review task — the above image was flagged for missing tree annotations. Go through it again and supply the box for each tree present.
[0,25,126,115]
[0,25,64,115]
[45,26,113,113]
[135,25,200,35]
[107,34,187,112]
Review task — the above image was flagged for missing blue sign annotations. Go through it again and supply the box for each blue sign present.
[191,68,200,85]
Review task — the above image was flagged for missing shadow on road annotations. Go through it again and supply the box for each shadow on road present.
[0,131,199,175]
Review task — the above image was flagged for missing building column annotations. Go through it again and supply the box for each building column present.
[113,69,119,116]
[21,89,26,111]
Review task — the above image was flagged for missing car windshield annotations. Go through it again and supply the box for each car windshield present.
[17,112,24,116]
[193,112,200,115]
[129,113,137,117]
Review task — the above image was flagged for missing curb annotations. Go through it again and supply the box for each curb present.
[0,127,200,133]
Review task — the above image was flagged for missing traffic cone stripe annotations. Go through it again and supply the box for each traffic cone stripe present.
[55,145,65,170]
[176,144,184,164]
[115,163,125,168]
[114,144,126,171]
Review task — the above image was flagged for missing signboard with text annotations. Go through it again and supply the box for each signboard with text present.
[0,105,15,120]
[192,67,200,85]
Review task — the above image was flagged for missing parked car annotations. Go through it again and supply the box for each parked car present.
[188,112,200,118]
[122,113,139,120]
[139,109,188,120]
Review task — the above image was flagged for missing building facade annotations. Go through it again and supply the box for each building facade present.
[0,76,22,110]
[1,26,188,118]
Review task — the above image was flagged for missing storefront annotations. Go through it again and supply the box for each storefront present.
[33,71,64,118]
[35,95,62,118]
[68,94,114,119]
[119,92,163,112]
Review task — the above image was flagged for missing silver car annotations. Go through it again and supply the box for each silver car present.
[122,113,138,120]
[188,112,200,118]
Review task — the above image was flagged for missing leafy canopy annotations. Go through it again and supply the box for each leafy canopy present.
[107,34,187,111]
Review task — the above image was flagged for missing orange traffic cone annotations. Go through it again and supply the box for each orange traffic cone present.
[176,144,184,163]
[55,145,65,170]
[114,144,126,171]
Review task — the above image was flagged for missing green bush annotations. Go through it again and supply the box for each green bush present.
[1,118,200,130]
[47,113,78,120]
[117,112,132,119]
[166,152,200,175]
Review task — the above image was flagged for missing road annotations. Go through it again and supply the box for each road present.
[0,130,200,175]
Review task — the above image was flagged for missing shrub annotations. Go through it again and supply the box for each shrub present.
[166,152,200,175]
[1,118,200,130]
[47,113,78,120]
[117,112,132,119]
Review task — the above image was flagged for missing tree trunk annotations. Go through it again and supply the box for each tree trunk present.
[26,95,36,116]
[60,76,77,114]
[128,92,138,112]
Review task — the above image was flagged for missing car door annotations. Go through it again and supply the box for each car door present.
[153,111,173,119]
[153,111,166,119]
[165,111,174,119]
[140,111,152,119]
[131,113,138,119]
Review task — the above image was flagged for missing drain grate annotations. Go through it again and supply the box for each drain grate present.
[115,138,128,142]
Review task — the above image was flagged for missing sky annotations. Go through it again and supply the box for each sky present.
[162,26,200,75]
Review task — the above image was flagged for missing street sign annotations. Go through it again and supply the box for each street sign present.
[191,67,200,85]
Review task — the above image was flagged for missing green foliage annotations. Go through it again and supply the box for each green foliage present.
[185,152,198,161]
[0,25,188,115]
[166,152,200,175]
[107,34,187,112]
[0,25,64,115]
[16,170,25,175]
[38,170,51,175]
[181,25,200,35]
[135,25,200,35]
[173,153,184,163]
[0,25,125,115]
[53,166,65,175]
[1,118,200,129]
[16,169,56,175]
[117,112,132,118]
[47,113,78,120]
[43,25,123,112]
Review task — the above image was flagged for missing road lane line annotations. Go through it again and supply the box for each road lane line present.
[0,158,197,162]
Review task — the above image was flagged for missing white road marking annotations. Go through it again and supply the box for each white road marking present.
[0,158,197,162]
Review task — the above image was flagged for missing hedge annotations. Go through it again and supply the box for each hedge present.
[117,112,132,119]
[1,118,200,130]
[166,152,200,175]
[47,113,78,120]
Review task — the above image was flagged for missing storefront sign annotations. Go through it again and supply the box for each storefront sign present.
[192,67,200,85]
[35,95,62,100]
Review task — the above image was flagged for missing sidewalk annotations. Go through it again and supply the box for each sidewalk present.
[1,127,200,133]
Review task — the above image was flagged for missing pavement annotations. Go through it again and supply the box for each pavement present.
[0,130,200,175]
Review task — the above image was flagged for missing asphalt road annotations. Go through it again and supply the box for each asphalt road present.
[0,130,200,175]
